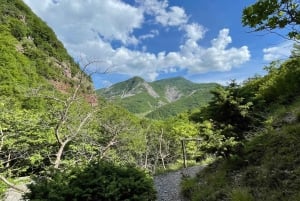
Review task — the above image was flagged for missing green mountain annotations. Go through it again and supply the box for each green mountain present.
[0,0,93,100]
[97,76,218,119]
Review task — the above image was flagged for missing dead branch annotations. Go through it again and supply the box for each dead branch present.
[0,175,27,193]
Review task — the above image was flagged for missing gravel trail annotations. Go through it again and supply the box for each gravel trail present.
[154,166,204,201]
[4,184,28,201]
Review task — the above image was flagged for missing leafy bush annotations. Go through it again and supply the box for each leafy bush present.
[8,18,28,40]
[25,161,156,201]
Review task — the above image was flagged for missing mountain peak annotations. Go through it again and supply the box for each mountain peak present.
[127,76,145,87]
[131,76,145,82]
[97,77,218,119]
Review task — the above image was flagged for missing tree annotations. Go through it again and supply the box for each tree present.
[189,81,256,157]
[204,81,254,139]
[91,104,146,164]
[242,0,300,39]
[197,120,239,158]
[45,87,94,169]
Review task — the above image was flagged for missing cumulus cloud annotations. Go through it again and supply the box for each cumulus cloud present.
[155,6,188,26]
[137,0,188,26]
[24,0,143,45]
[23,0,250,82]
[65,29,250,81]
[184,23,207,41]
[263,41,293,62]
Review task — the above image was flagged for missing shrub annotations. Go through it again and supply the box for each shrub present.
[230,187,254,201]
[24,161,156,201]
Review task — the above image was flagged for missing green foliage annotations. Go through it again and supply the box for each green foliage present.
[205,81,255,137]
[0,24,45,96]
[0,181,7,199]
[0,97,52,176]
[25,161,156,201]
[189,80,258,158]
[197,120,240,158]
[181,97,300,201]
[181,46,300,201]
[8,18,28,40]
[181,162,229,201]
[230,187,254,201]
[94,104,147,165]
[257,58,300,103]
[242,0,300,39]
[0,0,88,92]
[116,92,158,114]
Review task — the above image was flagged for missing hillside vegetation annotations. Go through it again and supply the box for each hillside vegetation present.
[181,51,300,200]
[97,76,218,119]
[0,0,92,93]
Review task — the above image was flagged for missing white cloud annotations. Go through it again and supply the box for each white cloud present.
[23,0,250,82]
[68,29,250,81]
[178,29,250,73]
[184,23,206,41]
[156,6,188,26]
[139,29,159,40]
[211,29,232,50]
[200,29,250,71]
[263,41,294,61]
[24,0,144,45]
[137,0,188,27]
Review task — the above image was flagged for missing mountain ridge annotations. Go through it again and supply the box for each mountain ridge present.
[97,76,218,119]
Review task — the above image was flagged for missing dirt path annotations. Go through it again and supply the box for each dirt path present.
[154,166,204,201]
[3,183,28,201]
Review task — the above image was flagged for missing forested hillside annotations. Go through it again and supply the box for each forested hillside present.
[180,0,300,199]
[97,76,218,119]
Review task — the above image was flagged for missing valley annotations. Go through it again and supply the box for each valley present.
[1,0,300,201]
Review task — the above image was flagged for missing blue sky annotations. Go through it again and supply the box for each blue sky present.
[23,0,294,89]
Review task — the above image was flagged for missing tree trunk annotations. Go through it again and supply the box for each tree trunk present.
[159,129,166,169]
[54,140,70,169]
[144,150,148,169]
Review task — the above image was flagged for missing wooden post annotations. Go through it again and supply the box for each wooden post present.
[181,139,187,168]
